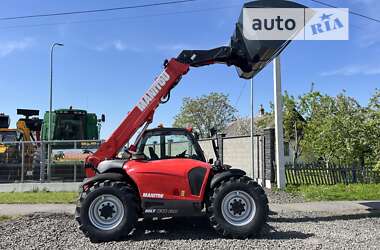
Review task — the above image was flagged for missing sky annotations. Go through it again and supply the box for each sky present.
[1,0,379,139]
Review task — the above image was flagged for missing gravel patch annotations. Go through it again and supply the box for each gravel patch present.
[264,188,305,204]
[1,210,379,250]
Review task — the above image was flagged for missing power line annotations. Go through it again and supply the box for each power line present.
[0,4,240,30]
[235,81,248,107]
[0,0,198,21]
[308,0,380,23]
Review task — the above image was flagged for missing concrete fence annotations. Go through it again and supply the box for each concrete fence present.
[199,128,277,187]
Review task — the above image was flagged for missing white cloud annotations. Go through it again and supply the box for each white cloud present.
[321,64,380,76]
[113,40,127,51]
[95,40,140,52]
[0,38,34,57]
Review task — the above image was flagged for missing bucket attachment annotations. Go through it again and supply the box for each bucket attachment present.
[231,0,307,79]
[177,0,307,79]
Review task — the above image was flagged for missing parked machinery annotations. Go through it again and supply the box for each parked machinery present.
[32,107,105,181]
[40,107,103,142]
[76,0,307,242]
[0,109,42,181]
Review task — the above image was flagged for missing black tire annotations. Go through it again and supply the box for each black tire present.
[208,176,268,238]
[75,180,138,242]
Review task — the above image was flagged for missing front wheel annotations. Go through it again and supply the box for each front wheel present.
[208,176,268,238]
[75,180,138,242]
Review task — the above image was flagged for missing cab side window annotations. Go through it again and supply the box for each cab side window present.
[165,134,200,160]
[137,132,202,161]
[143,135,161,160]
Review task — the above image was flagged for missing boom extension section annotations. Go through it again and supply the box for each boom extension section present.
[85,59,189,176]
[85,0,306,176]
[85,47,244,176]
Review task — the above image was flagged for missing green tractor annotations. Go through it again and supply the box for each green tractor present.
[40,108,103,141]
[33,107,105,181]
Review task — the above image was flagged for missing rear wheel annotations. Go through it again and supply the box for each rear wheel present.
[208,176,268,238]
[76,180,138,242]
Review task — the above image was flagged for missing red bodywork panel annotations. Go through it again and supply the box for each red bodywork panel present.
[85,59,190,177]
[125,159,212,202]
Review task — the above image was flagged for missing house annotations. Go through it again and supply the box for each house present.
[223,105,304,164]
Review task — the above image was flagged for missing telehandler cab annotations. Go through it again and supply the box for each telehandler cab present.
[76,0,307,242]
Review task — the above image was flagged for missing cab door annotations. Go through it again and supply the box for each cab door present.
[126,131,211,202]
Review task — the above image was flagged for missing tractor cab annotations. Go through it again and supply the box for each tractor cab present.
[134,128,206,162]
[40,107,104,142]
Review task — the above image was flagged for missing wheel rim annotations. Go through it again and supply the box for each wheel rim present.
[221,190,256,226]
[88,194,125,230]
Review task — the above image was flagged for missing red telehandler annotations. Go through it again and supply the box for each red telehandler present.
[76,0,306,242]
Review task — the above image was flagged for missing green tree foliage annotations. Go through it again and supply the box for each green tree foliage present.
[173,89,380,167]
[367,89,380,170]
[173,92,237,138]
[283,91,306,165]
[300,90,376,166]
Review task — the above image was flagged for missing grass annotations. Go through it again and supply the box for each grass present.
[0,191,77,204]
[0,215,12,222]
[286,183,380,201]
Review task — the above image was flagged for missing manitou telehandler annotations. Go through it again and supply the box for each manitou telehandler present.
[76,0,306,242]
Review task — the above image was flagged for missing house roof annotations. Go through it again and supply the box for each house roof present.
[223,114,274,137]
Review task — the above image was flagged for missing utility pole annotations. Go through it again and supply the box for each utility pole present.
[47,42,64,181]
[250,78,255,181]
[273,56,285,189]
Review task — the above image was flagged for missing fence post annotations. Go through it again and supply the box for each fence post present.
[21,142,25,183]
[352,166,357,184]
[260,136,265,186]
[47,141,52,182]
[263,128,275,188]
[40,143,46,183]
[217,134,225,165]
[273,56,286,189]
[74,141,77,182]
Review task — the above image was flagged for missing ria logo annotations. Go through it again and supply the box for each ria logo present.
[310,13,344,35]
[137,71,171,112]
[243,8,348,41]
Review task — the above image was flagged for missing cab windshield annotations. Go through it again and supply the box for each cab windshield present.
[0,131,20,142]
[54,114,85,140]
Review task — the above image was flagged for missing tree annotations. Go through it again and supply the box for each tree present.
[367,89,380,168]
[232,116,251,136]
[173,92,237,138]
[299,90,370,166]
[283,91,306,165]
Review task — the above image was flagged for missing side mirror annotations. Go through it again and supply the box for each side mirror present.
[128,144,137,153]
[208,158,214,164]
[101,114,105,122]
[210,128,217,137]
[194,132,200,140]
